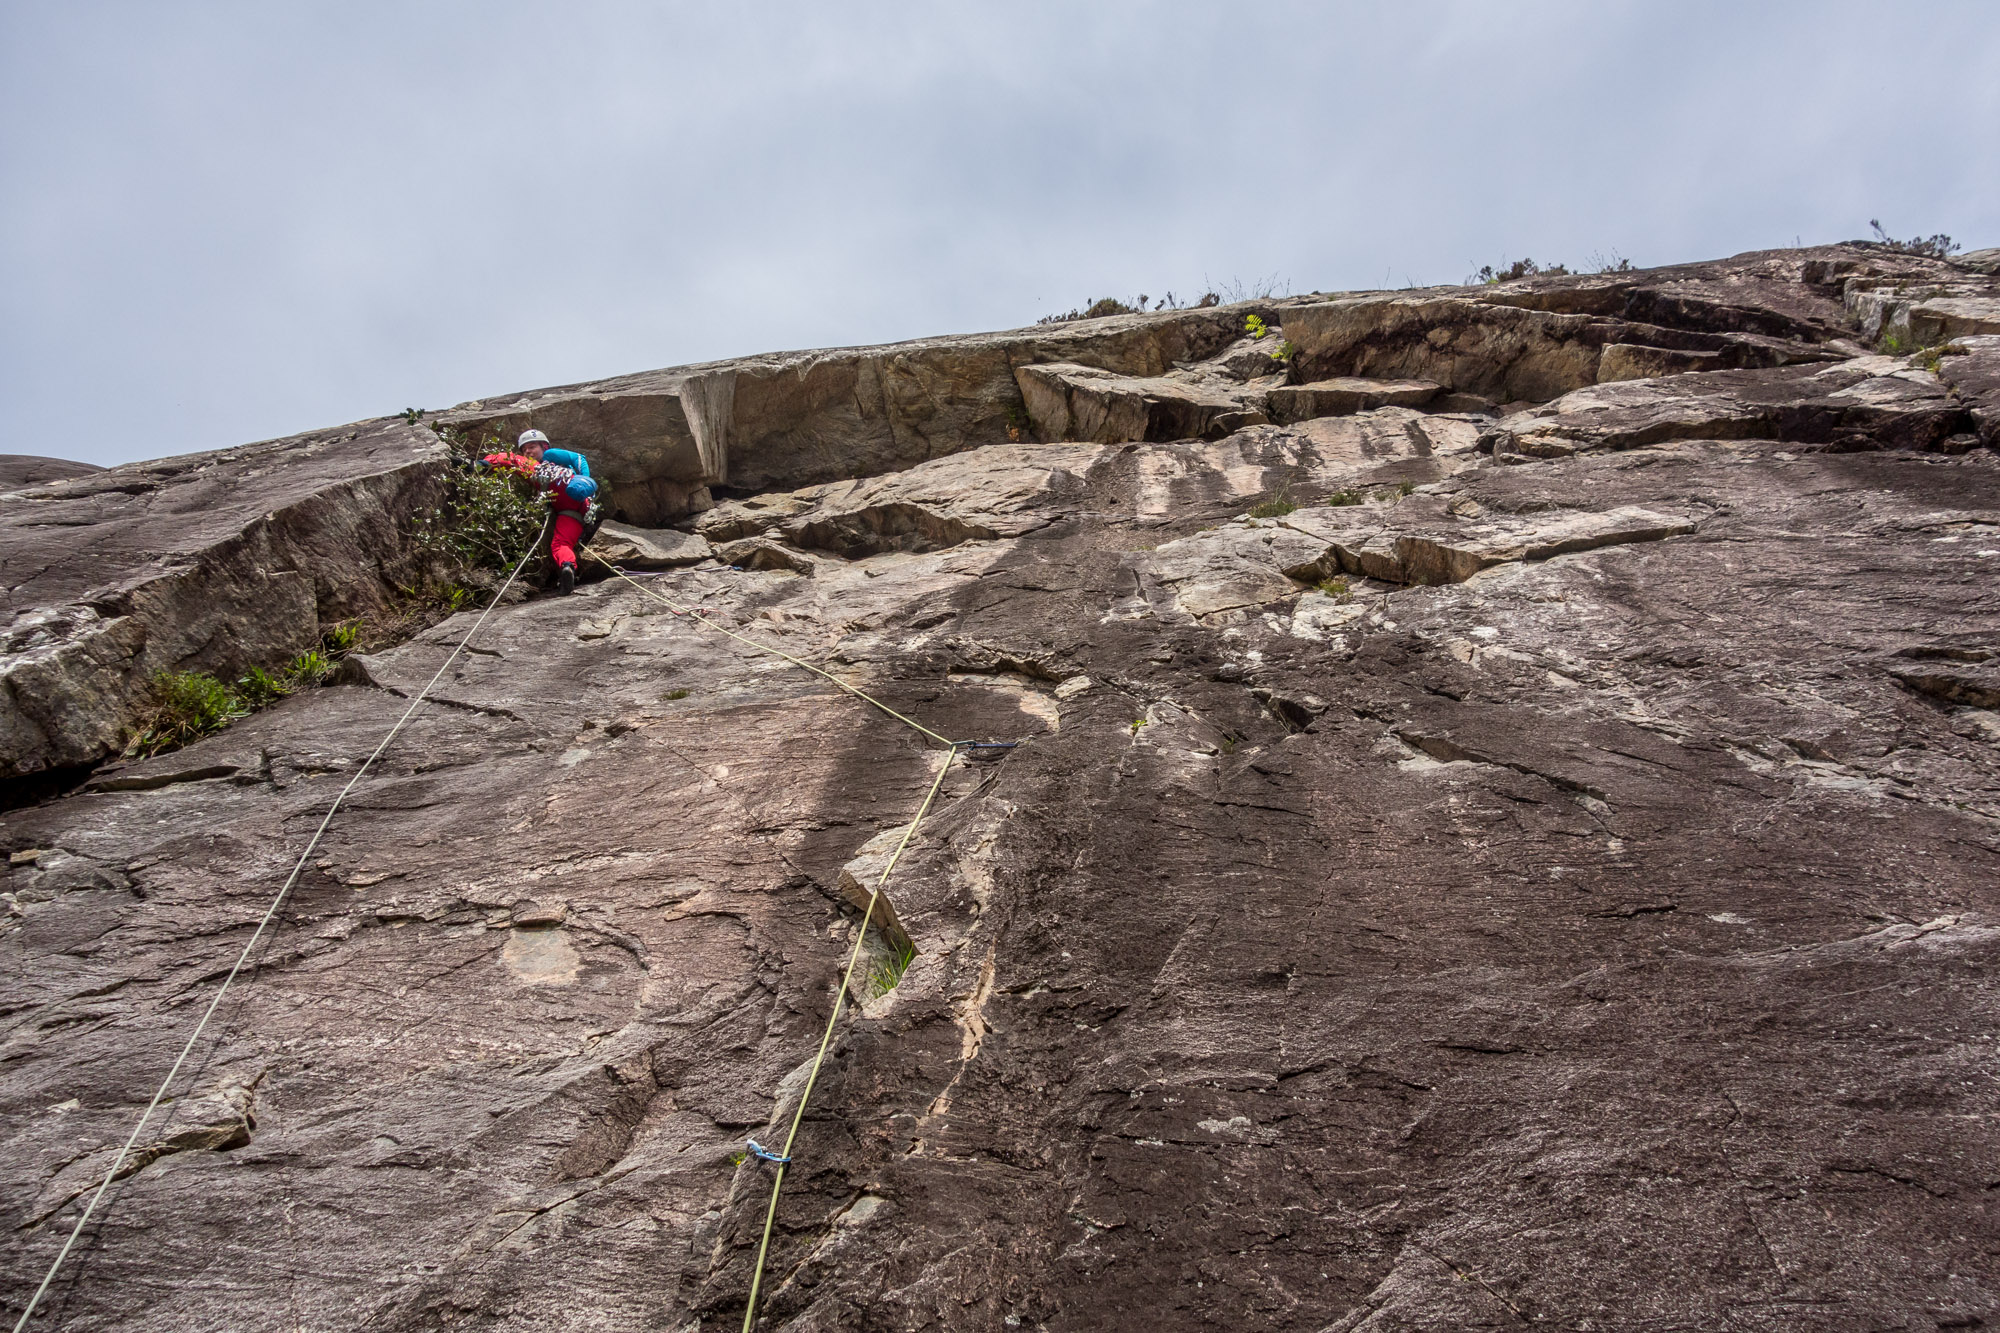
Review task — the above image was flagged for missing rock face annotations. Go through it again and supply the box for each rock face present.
[0,421,446,783]
[0,456,105,487]
[4,243,2000,1332]
[436,307,1280,526]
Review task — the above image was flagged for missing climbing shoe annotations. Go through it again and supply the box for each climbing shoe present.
[557,563,576,596]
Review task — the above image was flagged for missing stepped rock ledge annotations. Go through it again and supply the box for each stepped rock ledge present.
[4,244,2000,1330]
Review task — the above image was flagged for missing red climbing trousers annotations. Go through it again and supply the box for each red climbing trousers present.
[549,494,588,568]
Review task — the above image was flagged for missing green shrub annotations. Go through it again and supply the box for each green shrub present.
[1469,257,1569,285]
[1268,339,1297,363]
[1315,577,1349,596]
[289,649,332,687]
[414,458,545,574]
[1244,314,1269,340]
[132,671,246,756]
[133,622,363,757]
[664,688,691,701]
[235,645,336,709]
[1325,489,1362,506]
[234,665,292,709]
[1037,296,1141,324]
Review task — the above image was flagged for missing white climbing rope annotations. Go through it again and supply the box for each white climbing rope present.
[583,549,957,746]
[11,518,548,1333]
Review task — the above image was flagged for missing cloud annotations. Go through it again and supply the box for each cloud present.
[3,0,1997,465]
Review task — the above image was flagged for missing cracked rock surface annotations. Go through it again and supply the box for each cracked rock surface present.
[4,243,2000,1331]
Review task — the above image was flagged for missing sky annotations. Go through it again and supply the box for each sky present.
[4,2,1998,468]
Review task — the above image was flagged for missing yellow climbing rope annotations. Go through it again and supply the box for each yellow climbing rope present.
[20,539,982,1333]
[738,744,959,1332]
[583,549,978,1329]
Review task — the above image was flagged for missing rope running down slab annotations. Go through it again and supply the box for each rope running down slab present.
[583,552,980,1330]
[11,516,550,1333]
[739,744,958,1332]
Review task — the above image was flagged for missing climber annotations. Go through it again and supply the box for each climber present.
[478,429,601,594]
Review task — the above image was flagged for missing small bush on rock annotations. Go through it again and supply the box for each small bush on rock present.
[1005,402,1033,443]
[234,666,292,710]
[132,671,246,756]
[130,629,365,757]
[1039,296,1141,324]
[1469,258,1569,285]
[400,428,548,618]
[1248,483,1296,519]
[1869,220,1958,260]
[416,434,546,574]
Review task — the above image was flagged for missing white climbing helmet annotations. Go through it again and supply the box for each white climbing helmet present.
[518,429,551,450]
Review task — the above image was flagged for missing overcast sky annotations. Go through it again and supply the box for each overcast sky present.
[4,1,1997,468]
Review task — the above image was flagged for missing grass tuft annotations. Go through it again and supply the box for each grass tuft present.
[129,625,365,757]
[1248,483,1297,520]
[866,941,918,997]
[131,671,247,757]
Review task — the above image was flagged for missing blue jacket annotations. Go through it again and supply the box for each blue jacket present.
[541,447,596,500]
